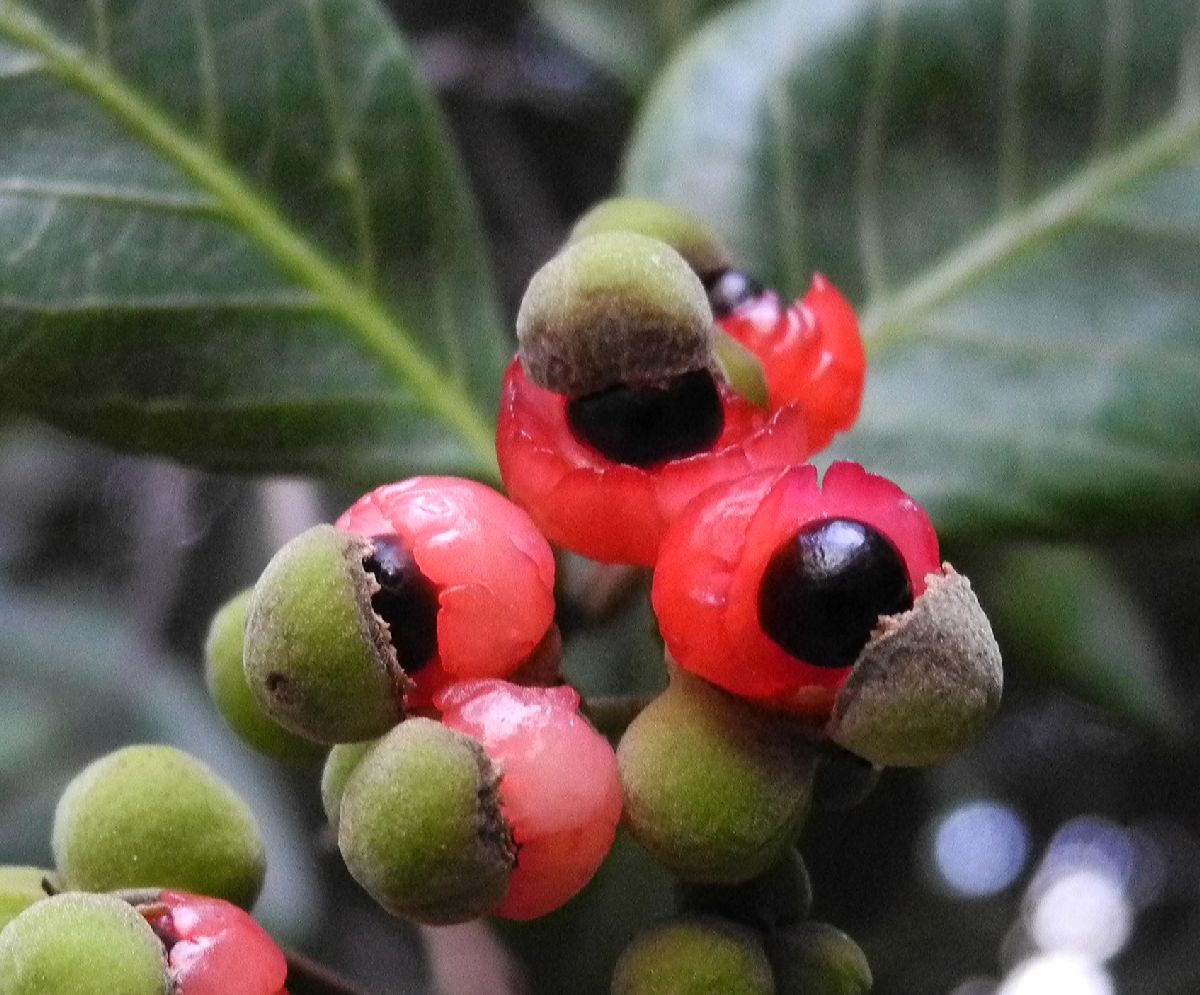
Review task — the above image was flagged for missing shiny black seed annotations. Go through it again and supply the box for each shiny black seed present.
[705,269,765,318]
[566,368,724,468]
[364,534,440,674]
[757,518,912,670]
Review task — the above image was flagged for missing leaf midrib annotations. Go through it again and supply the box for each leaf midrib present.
[860,104,1200,351]
[0,2,501,481]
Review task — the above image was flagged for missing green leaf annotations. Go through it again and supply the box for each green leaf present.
[0,1,506,484]
[625,0,1200,539]
[530,0,735,90]
[983,545,1185,741]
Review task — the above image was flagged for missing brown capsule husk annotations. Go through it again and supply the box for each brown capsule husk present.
[825,565,1002,767]
[517,231,715,398]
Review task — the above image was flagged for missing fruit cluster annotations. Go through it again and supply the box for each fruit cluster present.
[9,197,1001,992]
[0,745,288,994]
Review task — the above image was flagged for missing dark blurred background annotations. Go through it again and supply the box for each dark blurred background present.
[2,3,1199,995]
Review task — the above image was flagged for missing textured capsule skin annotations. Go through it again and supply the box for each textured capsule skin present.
[517,231,715,398]
[337,718,515,925]
[52,745,265,909]
[826,566,1003,767]
[768,922,872,995]
[204,588,325,763]
[336,477,557,709]
[568,198,731,280]
[612,917,776,995]
[244,525,407,744]
[0,892,169,995]
[0,867,53,932]
[618,669,816,883]
[320,741,374,829]
[437,680,623,920]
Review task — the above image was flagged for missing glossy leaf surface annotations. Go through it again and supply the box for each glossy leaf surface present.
[626,0,1200,538]
[0,1,506,483]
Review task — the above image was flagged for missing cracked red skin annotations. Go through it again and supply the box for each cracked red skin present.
[651,462,940,719]
[149,891,287,995]
[337,477,557,709]
[719,274,866,454]
[496,359,813,566]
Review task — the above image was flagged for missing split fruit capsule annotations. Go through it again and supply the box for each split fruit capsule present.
[335,681,622,925]
[651,463,1002,765]
[498,231,812,566]
[569,197,866,453]
[243,476,556,743]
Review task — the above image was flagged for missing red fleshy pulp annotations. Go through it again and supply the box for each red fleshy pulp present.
[150,892,287,995]
[496,360,812,566]
[651,463,940,717]
[436,679,623,921]
[337,477,557,708]
[720,274,866,453]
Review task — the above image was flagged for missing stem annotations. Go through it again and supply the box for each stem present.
[285,951,373,995]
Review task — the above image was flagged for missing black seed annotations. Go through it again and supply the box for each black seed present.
[705,269,765,318]
[757,519,913,670]
[364,535,440,674]
[566,368,724,468]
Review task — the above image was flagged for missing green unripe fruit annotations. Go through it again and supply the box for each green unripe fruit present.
[0,892,169,995]
[337,718,515,925]
[320,740,374,828]
[52,745,265,909]
[569,198,730,280]
[244,525,409,744]
[612,917,775,995]
[0,867,54,932]
[826,567,1003,767]
[618,669,816,883]
[517,232,715,398]
[768,922,872,995]
[676,849,812,930]
[204,588,326,763]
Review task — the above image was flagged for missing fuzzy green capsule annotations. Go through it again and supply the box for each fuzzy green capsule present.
[618,668,816,883]
[244,525,409,744]
[569,198,731,281]
[0,892,169,995]
[826,567,1003,767]
[517,232,715,398]
[0,867,54,932]
[205,588,326,763]
[321,740,375,829]
[337,718,515,925]
[52,745,265,909]
[612,917,776,995]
